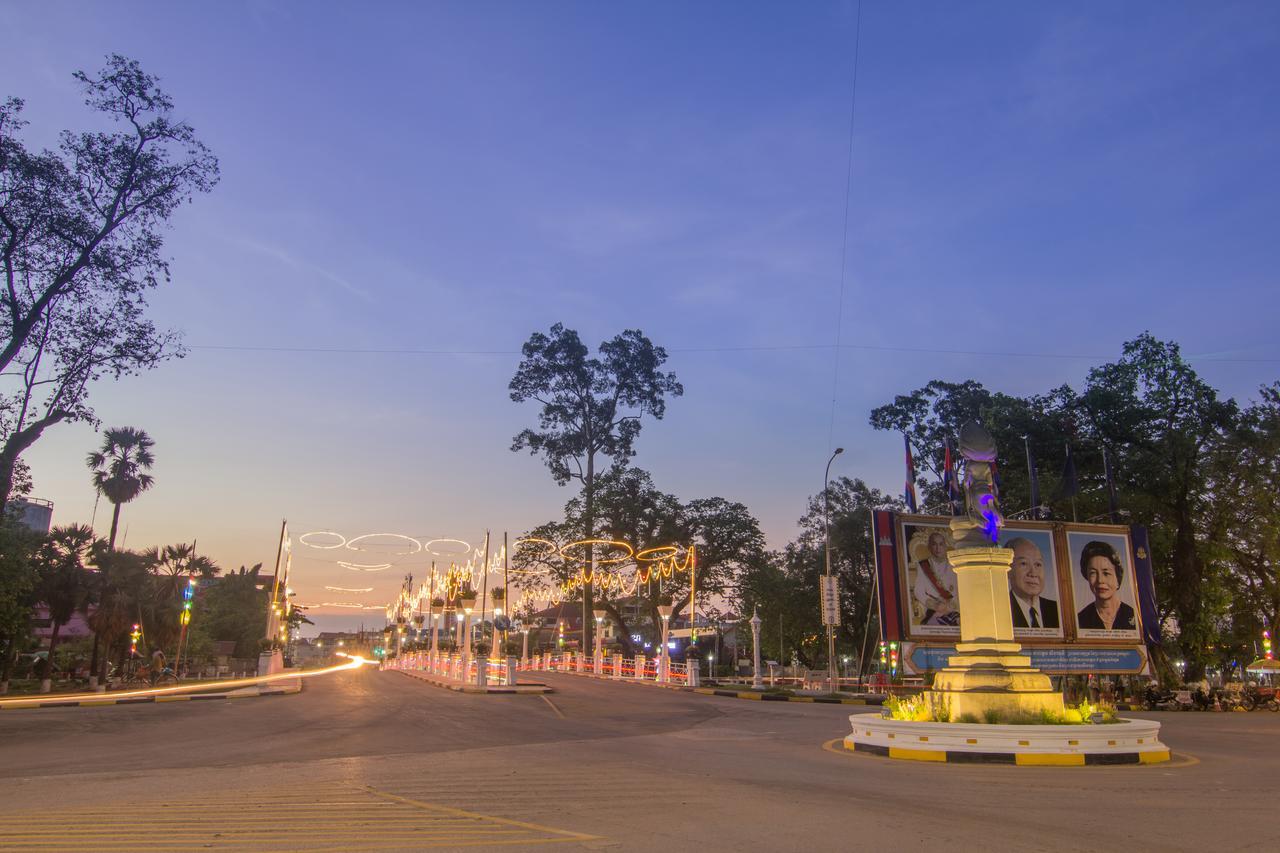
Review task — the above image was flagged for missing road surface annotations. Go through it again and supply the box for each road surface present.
[0,666,1275,851]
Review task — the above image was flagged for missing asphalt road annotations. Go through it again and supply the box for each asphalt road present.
[1,666,1276,852]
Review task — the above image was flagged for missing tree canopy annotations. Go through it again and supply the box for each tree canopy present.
[0,55,217,510]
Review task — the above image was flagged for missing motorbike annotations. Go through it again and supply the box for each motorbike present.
[1144,685,1184,711]
[1217,686,1256,712]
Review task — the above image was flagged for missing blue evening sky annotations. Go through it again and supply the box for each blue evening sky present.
[4,2,1278,630]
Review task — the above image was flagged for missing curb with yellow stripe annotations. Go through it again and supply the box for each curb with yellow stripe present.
[694,687,884,706]
[845,739,1170,766]
[0,683,301,711]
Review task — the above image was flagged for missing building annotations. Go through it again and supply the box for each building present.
[11,497,53,534]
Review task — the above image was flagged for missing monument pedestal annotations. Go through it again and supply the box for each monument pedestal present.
[927,545,1063,720]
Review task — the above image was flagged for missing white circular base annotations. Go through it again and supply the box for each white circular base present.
[845,713,1170,765]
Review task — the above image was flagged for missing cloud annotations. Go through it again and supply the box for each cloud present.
[232,235,373,301]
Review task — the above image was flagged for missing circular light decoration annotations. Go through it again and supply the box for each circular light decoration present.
[423,538,471,558]
[559,538,635,565]
[635,545,680,562]
[344,533,422,556]
[338,561,392,572]
[299,531,347,550]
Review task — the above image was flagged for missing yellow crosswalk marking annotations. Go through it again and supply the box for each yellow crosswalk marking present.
[0,784,601,851]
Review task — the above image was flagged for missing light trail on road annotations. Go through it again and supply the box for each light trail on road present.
[0,655,373,709]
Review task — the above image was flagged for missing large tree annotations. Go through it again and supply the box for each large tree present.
[0,519,38,694]
[0,55,217,510]
[511,465,766,655]
[509,324,682,654]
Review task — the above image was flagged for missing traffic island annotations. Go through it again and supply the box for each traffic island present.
[843,423,1171,767]
[844,713,1169,765]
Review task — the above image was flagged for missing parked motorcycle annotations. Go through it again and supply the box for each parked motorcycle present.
[1145,685,1183,711]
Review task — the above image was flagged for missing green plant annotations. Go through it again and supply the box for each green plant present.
[982,707,1002,724]
[956,712,980,724]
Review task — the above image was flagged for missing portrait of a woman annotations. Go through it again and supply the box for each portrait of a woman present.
[1076,540,1136,631]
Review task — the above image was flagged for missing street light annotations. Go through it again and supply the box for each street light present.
[593,609,607,673]
[657,604,673,682]
[749,606,763,689]
[824,447,844,694]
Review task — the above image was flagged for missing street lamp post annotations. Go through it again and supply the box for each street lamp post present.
[824,447,844,694]
[593,609,607,674]
[750,606,763,689]
[461,593,477,683]
[657,604,673,682]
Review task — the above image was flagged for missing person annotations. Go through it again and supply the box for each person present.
[912,531,958,626]
[1076,540,1136,631]
[1006,537,1059,629]
[151,646,167,677]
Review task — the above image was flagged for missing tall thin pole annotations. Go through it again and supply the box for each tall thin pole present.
[479,531,491,654]
[824,448,844,693]
[267,520,286,644]
[503,532,509,657]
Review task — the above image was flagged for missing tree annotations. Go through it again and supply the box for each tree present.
[509,324,682,653]
[87,426,155,550]
[198,564,269,658]
[1076,335,1237,678]
[146,542,219,579]
[33,523,96,692]
[737,477,900,672]
[1212,383,1280,666]
[512,465,766,655]
[0,55,217,511]
[0,519,38,694]
[85,547,154,682]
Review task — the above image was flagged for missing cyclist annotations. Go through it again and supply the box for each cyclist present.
[151,647,167,681]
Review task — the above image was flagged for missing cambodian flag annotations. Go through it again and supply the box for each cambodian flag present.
[904,434,918,513]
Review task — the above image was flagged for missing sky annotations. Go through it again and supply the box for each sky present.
[3,1,1278,634]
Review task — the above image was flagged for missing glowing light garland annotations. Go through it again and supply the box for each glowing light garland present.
[338,561,392,572]
[558,538,634,565]
[345,533,422,555]
[299,531,347,549]
[424,537,471,557]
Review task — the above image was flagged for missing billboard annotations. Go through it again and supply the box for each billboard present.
[874,511,1155,675]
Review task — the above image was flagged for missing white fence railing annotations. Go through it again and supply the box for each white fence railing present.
[382,651,518,687]
[516,651,697,686]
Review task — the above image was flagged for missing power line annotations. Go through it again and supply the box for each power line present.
[187,342,1280,363]
[828,0,864,452]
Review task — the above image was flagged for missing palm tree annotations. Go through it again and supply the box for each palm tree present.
[85,427,155,686]
[146,543,219,579]
[34,525,96,692]
[87,427,156,552]
[86,548,155,683]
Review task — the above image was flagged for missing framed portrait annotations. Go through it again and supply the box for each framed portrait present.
[1066,530,1142,641]
[998,526,1065,639]
[898,520,960,638]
